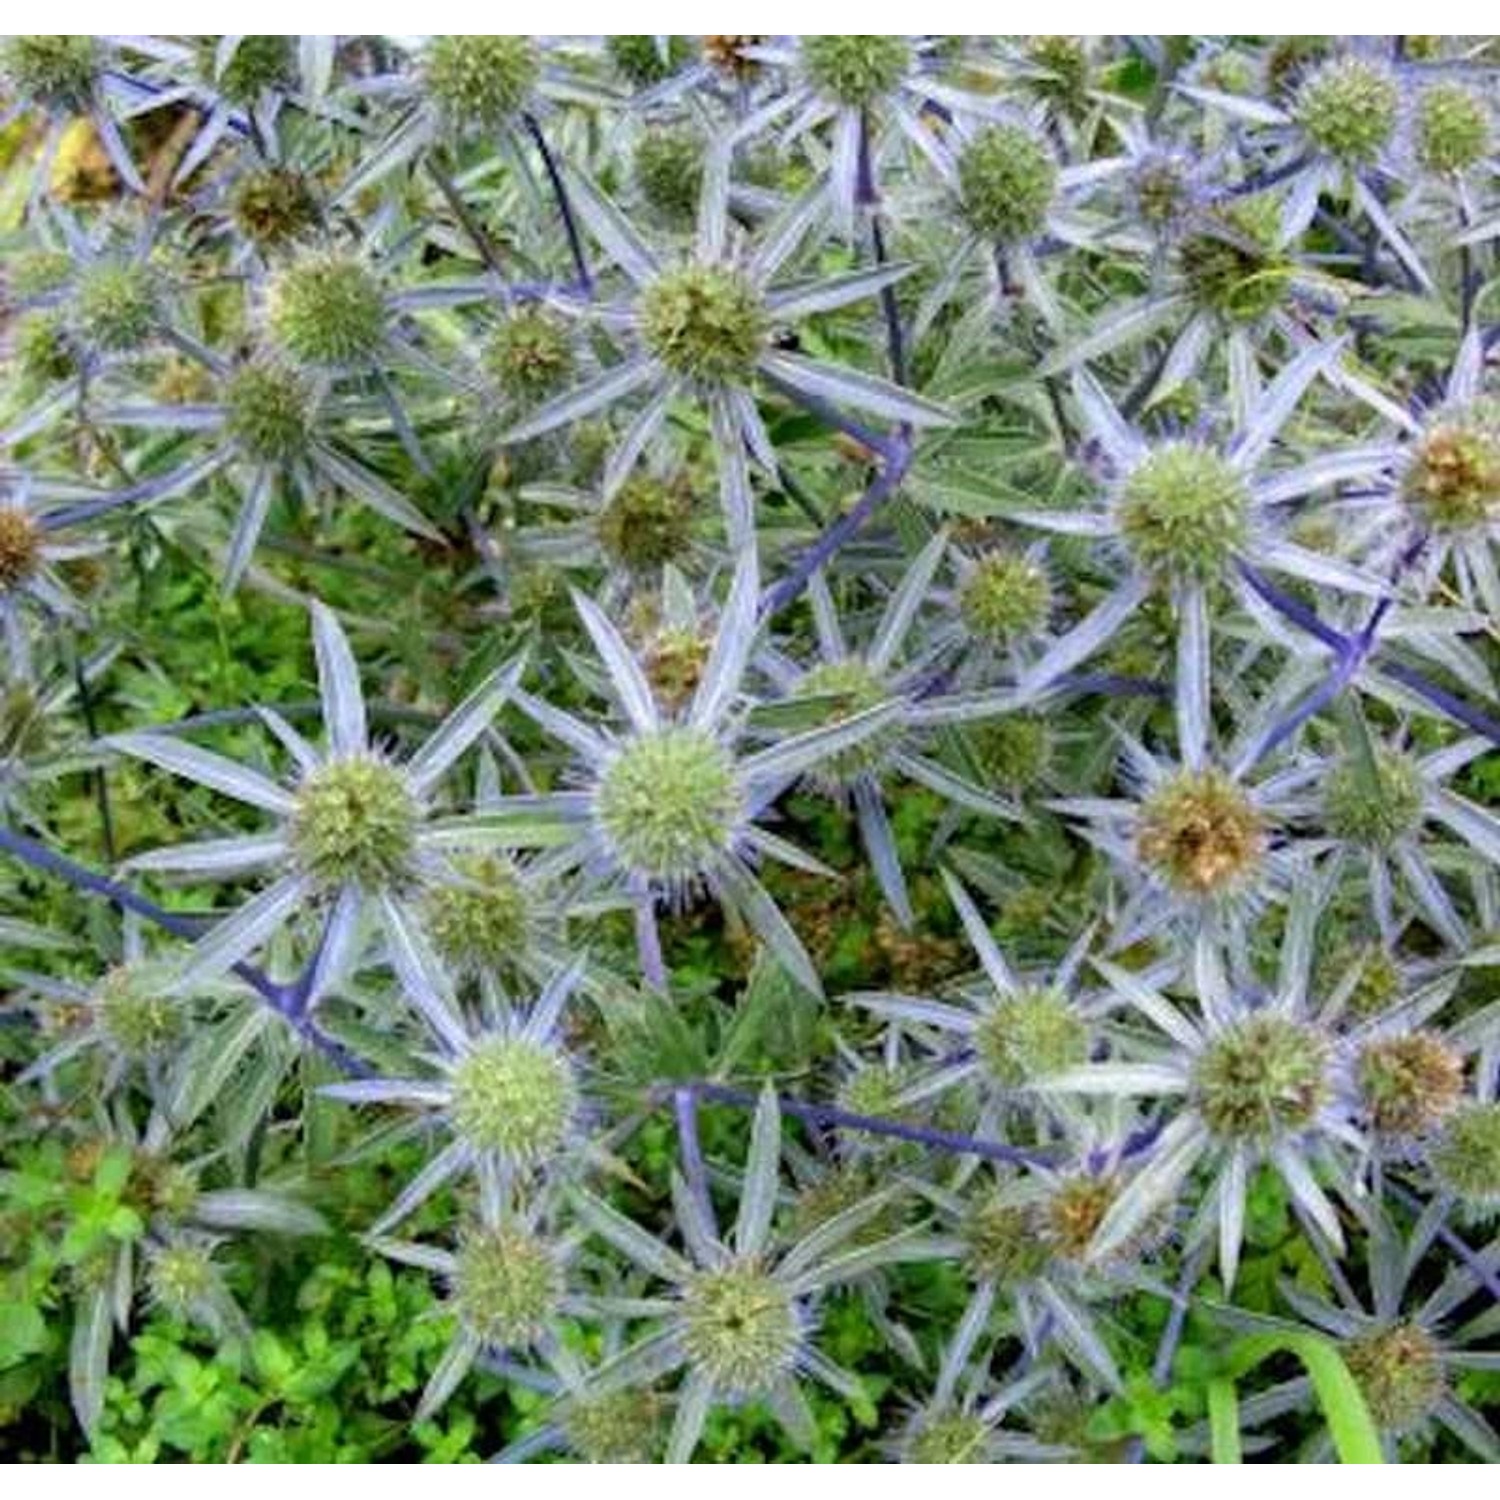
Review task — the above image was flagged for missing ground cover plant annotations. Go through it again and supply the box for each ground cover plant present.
[3,32,1500,1465]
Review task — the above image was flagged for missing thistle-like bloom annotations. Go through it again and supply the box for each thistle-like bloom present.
[1011,341,1389,705]
[1044,900,1366,1288]
[110,601,521,999]
[0,472,106,677]
[740,37,995,224]
[1297,728,1500,949]
[1220,1211,1500,1459]
[99,347,442,589]
[486,552,902,993]
[1332,329,1500,616]
[1051,689,1311,945]
[0,36,146,192]
[331,36,591,207]
[757,539,1020,922]
[322,963,588,1233]
[500,159,953,545]
[849,870,1098,1129]
[572,1088,947,1461]
[371,1189,586,1422]
[1182,45,1438,290]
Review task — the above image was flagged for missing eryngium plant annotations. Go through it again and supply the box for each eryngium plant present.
[3,31,1500,1467]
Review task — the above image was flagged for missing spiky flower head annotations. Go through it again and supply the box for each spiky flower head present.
[1430,1101,1500,1216]
[959,550,1052,644]
[679,1259,801,1394]
[94,963,186,1058]
[1043,1172,1120,1261]
[0,506,44,592]
[702,36,765,79]
[146,1239,218,1318]
[607,35,693,86]
[195,35,295,104]
[1117,442,1250,584]
[484,305,574,405]
[1415,82,1491,174]
[902,1411,991,1464]
[1342,945,1405,1019]
[970,713,1054,795]
[76,261,161,354]
[974,986,1088,1089]
[268,252,388,369]
[595,727,743,883]
[634,125,705,223]
[797,658,902,785]
[641,624,711,713]
[452,1226,562,1347]
[422,35,540,137]
[961,1191,1049,1283]
[956,124,1058,245]
[1136,768,1266,897]
[288,755,418,890]
[1343,1322,1446,1430]
[560,1388,666,1463]
[1357,1032,1464,1137]
[9,247,74,298]
[637,263,767,383]
[0,35,99,111]
[230,166,321,250]
[1402,403,1500,532]
[1293,56,1400,167]
[225,356,316,465]
[1129,150,1196,231]
[449,1035,577,1166]
[802,35,911,107]
[1322,750,1424,850]
[596,473,696,572]
[1192,1013,1330,1143]
[1177,198,1292,323]
[1025,35,1090,104]
[423,854,534,976]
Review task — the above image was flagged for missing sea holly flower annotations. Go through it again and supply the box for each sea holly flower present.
[848,870,1098,1127]
[371,1189,586,1422]
[1214,1210,1500,1459]
[892,1330,1059,1463]
[109,601,523,998]
[905,105,1108,336]
[1330,329,1500,617]
[756,541,1021,923]
[571,1087,948,1462]
[332,36,586,205]
[483,552,902,994]
[1009,340,1389,704]
[1295,727,1500,950]
[1049,685,1313,945]
[0,36,146,193]
[1043,897,1368,1288]
[97,346,442,589]
[0,472,112,678]
[1428,1086,1500,1223]
[1180,46,1437,292]
[739,37,997,224]
[499,158,954,546]
[105,35,319,192]
[321,963,590,1234]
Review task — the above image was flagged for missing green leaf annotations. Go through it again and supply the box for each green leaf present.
[1207,1378,1243,1464]
[1228,1332,1383,1464]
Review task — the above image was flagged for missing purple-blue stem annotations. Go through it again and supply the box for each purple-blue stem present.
[0,823,371,1076]
[1126,1241,1211,1463]
[524,113,592,297]
[673,1086,716,1229]
[665,1078,1058,1168]
[1387,1181,1500,1305]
